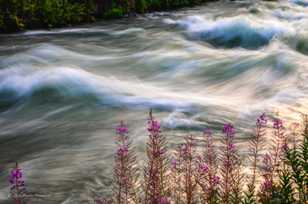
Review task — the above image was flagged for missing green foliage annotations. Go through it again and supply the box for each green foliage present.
[135,0,147,13]
[0,0,217,32]
[242,188,257,204]
[276,167,295,204]
[302,116,308,180]
[256,181,294,204]
[256,115,308,204]
[38,0,90,27]
[0,0,94,32]
[285,116,308,203]
[104,8,124,19]
[0,14,3,30]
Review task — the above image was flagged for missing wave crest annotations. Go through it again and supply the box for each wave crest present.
[165,16,292,49]
[0,67,192,111]
[290,0,308,7]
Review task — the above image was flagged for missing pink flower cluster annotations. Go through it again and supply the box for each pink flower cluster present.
[273,118,283,130]
[144,114,169,204]
[257,113,267,127]
[222,123,235,136]
[116,145,129,157]
[9,163,26,204]
[147,118,161,135]
[116,121,129,136]
[113,121,139,204]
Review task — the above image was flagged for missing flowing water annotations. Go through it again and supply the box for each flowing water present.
[0,0,308,203]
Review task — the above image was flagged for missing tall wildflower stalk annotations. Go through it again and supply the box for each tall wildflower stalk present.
[272,118,285,173]
[144,111,169,204]
[9,162,27,204]
[243,113,267,204]
[179,135,197,204]
[195,129,220,204]
[258,153,275,203]
[170,135,198,204]
[170,156,182,204]
[258,117,286,203]
[277,120,295,204]
[220,123,242,203]
[113,121,139,204]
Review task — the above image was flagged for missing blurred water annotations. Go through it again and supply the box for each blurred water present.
[0,0,308,203]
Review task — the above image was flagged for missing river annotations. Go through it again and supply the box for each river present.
[0,0,307,203]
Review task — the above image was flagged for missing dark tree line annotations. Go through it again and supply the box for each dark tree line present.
[0,0,215,33]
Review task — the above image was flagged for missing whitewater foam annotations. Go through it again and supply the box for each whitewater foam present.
[0,44,118,69]
[23,28,108,36]
[21,27,144,37]
[0,67,192,111]
[273,10,308,21]
[164,15,294,49]
[162,112,205,130]
[290,0,308,7]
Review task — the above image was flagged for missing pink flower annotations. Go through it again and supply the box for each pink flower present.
[117,146,128,157]
[273,119,283,129]
[212,175,220,185]
[222,123,235,137]
[198,163,209,174]
[228,143,236,152]
[9,163,26,202]
[148,119,161,134]
[158,196,170,204]
[171,158,178,170]
[281,143,289,152]
[257,113,267,127]
[9,168,23,184]
[261,179,272,192]
[116,121,128,135]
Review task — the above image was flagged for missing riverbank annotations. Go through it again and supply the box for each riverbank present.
[0,0,218,33]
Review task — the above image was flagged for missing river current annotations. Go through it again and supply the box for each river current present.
[0,0,307,203]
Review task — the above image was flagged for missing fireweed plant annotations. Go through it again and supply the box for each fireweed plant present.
[113,121,139,204]
[220,123,242,204]
[144,111,170,204]
[8,113,308,204]
[243,113,267,204]
[194,129,220,204]
[9,162,27,204]
[108,112,307,204]
[178,135,197,204]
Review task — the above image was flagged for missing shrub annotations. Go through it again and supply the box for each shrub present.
[0,0,220,33]
[135,0,147,13]
[104,8,124,19]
